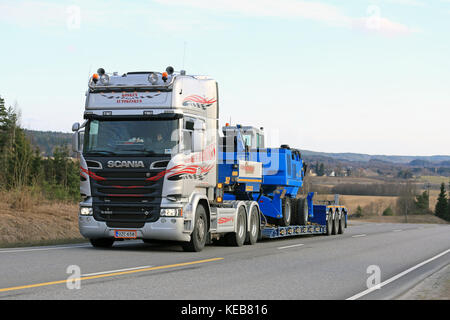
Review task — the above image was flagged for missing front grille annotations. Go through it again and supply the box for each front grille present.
[88,164,167,228]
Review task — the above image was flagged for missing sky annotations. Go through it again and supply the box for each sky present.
[0,0,449,156]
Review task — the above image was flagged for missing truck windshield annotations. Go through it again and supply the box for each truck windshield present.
[83,118,179,156]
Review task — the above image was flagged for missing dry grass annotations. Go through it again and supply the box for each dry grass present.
[0,188,83,246]
[316,193,447,224]
[340,195,398,215]
[355,215,449,224]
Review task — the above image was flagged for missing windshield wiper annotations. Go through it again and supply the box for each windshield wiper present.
[85,150,117,156]
[125,149,168,156]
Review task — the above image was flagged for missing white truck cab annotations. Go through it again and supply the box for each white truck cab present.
[73,67,257,251]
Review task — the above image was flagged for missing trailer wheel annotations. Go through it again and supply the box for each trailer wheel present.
[295,198,309,226]
[90,238,114,248]
[182,204,208,252]
[331,210,339,235]
[280,198,292,226]
[225,206,247,247]
[245,206,259,245]
[338,212,345,234]
[325,211,333,236]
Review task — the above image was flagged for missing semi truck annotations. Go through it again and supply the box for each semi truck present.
[72,67,348,252]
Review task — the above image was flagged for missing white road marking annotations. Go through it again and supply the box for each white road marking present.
[82,266,153,277]
[278,244,304,250]
[0,244,90,254]
[392,229,403,232]
[352,234,367,238]
[346,248,450,300]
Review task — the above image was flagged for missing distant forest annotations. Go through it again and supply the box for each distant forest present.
[24,129,73,157]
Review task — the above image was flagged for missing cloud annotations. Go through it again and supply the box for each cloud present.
[0,1,67,28]
[383,0,426,6]
[155,0,351,27]
[156,0,417,36]
[1,0,418,37]
[353,16,417,36]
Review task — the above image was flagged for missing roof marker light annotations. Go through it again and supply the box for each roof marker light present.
[162,72,168,82]
[92,73,99,84]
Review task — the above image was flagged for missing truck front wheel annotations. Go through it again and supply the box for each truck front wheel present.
[182,204,208,252]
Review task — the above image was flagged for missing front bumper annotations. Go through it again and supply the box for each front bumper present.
[79,216,191,242]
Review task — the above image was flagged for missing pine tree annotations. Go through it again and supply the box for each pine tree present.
[447,182,450,221]
[318,163,325,176]
[414,190,430,214]
[435,183,448,220]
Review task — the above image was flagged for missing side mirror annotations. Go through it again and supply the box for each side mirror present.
[72,132,83,153]
[72,122,80,132]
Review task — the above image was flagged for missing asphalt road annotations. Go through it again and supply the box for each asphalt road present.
[0,221,449,300]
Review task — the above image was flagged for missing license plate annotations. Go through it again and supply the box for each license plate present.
[114,230,137,239]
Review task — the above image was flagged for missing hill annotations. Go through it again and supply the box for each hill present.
[24,129,73,156]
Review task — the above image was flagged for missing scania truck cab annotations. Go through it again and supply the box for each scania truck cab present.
[73,67,226,251]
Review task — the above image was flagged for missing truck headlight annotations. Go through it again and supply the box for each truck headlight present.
[160,208,182,217]
[80,207,93,216]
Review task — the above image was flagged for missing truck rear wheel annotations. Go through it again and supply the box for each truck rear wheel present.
[225,206,247,247]
[90,238,114,248]
[331,211,339,235]
[325,212,332,236]
[182,204,208,252]
[338,214,345,234]
[245,206,259,245]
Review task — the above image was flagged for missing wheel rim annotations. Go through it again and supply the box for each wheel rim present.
[238,213,245,238]
[303,202,308,224]
[197,216,205,242]
[285,202,291,223]
[251,211,257,237]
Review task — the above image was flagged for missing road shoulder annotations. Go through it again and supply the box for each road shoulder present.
[397,263,450,300]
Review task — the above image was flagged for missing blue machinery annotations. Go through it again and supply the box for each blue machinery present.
[218,124,348,238]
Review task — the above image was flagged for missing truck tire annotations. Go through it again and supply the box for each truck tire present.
[182,204,208,252]
[90,238,114,248]
[225,206,247,247]
[295,198,309,226]
[331,211,339,235]
[325,211,332,236]
[245,206,259,245]
[338,213,345,234]
[280,198,292,226]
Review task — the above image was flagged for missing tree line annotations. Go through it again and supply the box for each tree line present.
[0,95,79,202]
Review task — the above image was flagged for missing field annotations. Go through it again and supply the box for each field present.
[418,175,450,185]
[0,189,82,247]
[308,176,448,224]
